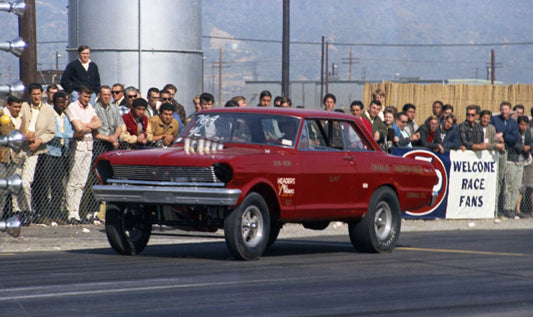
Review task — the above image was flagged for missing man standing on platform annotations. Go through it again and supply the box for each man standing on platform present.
[60,45,100,104]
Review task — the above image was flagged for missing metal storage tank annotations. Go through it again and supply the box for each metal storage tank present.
[67,0,202,115]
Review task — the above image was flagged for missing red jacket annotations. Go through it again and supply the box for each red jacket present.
[122,111,148,136]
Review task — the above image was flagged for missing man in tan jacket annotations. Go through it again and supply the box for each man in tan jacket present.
[14,83,56,225]
[147,102,179,147]
[0,96,25,219]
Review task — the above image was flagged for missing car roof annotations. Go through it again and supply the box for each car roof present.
[198,107,357,121]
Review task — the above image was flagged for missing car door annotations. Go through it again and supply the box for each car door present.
[339,120,378,212]
[294,118,359,218]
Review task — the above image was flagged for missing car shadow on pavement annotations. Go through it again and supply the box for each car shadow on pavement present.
[67,238,359,261]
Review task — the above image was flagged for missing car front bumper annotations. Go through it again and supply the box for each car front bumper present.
[92,184,241,206]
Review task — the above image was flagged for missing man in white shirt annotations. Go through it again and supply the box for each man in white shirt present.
[65,85,102,224]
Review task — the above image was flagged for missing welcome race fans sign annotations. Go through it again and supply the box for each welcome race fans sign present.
[392,148,499,219]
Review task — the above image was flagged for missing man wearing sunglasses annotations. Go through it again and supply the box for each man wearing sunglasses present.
[119,86,139,116]
[111,83,126,108]
[393,111,416,148]
[458,105,486,152]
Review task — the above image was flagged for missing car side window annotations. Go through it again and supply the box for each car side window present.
[341,121,371,151]
[298,119,372,152]
[299,119,344,151]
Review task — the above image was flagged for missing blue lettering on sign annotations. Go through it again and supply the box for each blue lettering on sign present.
[461,178,486,190]
[452,161,495,173]
[459,195,484,207]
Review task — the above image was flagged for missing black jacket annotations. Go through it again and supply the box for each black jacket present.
[413,123,441,151]
[60,59,101,94]
[507,128,532,162]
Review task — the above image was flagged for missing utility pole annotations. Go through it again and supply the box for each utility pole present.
[341,47,359,81]
[210,63,215,93]
[320,36,324,105]
[281,0,290,97]
[218,48,223,106]
[491,49,495,85]
[212,48,229,107]
[486,49,501,84]
[325,41,329,95]
[19,0,37,89]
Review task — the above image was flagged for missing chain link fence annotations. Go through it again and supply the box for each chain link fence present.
[0,140,133,224]
[1,140,532,224]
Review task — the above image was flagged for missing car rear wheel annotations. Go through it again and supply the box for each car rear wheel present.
[349,187,401,253]
[105,204,152,255]
[224,192,270,260]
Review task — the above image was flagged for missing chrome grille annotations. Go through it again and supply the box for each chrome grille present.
[112,165,219,183]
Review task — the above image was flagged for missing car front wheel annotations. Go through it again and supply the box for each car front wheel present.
[105,204,152,255]
[349,187,401,253]
[224,192,270,260]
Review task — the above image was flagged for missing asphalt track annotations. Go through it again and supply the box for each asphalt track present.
[0,229,532,316]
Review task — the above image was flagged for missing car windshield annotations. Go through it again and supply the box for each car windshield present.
[183,112,302,148]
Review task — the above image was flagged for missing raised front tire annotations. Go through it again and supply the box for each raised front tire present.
[224,192,270,260]
[105,204,152,255]
[349,187,401,253]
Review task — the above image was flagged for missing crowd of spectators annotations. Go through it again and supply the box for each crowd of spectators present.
[0,45,530,225]
[343,89,533,219]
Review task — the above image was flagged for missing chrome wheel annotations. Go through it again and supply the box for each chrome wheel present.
[349,187,401,253]
[241,206,264,248]
[374,201,393,241]
[225,192,270,260]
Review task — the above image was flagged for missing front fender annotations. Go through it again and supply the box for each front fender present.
[229,177,280,207]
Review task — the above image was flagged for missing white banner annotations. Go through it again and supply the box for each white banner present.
[446,150,499,219]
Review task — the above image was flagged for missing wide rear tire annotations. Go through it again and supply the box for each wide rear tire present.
[105,204,152,255]
[349,187,401,253]
[224,192,270,260]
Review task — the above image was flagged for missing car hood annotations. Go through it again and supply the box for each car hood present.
[98,146,274,167]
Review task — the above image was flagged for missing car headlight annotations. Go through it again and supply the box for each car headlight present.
[213,163,233,183]
[95,160,113,184]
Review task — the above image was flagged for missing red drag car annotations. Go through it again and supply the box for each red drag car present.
[93,108,437,260]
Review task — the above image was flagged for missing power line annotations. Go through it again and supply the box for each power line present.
[40,37,533,48]
[203,35,533,47]
[36,41,67,44]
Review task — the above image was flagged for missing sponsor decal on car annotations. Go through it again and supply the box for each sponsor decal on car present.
[277,177,295,197]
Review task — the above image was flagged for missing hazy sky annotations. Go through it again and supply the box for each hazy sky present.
[1,0,532,93]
